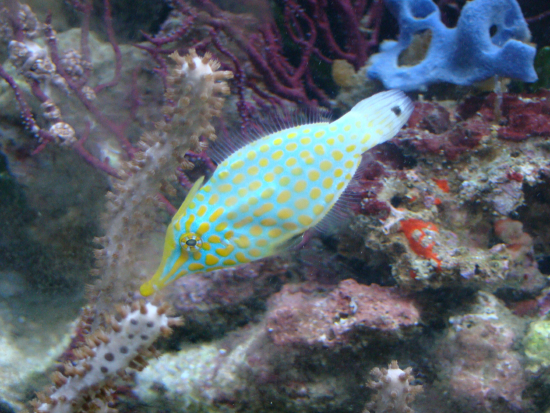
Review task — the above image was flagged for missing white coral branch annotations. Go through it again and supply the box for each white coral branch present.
[34,302,181,413]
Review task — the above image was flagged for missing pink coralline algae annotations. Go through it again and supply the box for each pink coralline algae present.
[457,89,550,141]
[266,279,420,347]
[398,101,491,161]
[395,90,550,160]
[435,293,527,413]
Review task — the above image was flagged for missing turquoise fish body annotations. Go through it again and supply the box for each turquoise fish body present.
[140,90,413,296]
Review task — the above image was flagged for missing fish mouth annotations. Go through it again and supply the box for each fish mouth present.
[139,280,156,297]
[140,265,190,297]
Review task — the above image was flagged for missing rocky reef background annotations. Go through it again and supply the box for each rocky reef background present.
[1,0,550,413]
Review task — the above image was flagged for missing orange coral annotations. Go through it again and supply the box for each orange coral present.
[400,219,441,269]
[432,178,450,193]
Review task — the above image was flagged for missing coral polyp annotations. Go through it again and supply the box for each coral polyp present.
[365,360,423,413]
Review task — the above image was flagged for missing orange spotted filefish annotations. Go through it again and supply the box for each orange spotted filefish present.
[140,90,413,296]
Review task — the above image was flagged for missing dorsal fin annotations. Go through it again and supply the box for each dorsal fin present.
[208,107,332,165]
[171,175,205,223]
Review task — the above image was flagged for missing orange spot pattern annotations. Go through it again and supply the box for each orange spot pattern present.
[400,219,441,269]
[432,178,450,193]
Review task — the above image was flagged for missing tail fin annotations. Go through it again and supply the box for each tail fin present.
[336,90,414,149]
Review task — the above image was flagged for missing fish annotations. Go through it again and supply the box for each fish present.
[139,90,413,296]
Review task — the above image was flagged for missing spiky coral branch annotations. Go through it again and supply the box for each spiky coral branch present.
[90,49,232,313]
[33,301,182,413]
[364,361,423,413]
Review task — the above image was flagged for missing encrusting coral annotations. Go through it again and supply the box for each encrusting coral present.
[32,301,182,413]
[364,361,423,413]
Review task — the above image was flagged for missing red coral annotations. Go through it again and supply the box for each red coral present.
[400,219,441,268]
[352,158,390,217]
[432,178,450,193]
[398,91,550,161]
[506,170,523,182]
[359,199,391,218]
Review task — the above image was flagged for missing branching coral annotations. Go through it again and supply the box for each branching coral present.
[139,0,385,110]
[0,0,134,176]
[32,301,182,413]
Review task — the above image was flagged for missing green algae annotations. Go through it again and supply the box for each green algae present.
[524,317,550,372]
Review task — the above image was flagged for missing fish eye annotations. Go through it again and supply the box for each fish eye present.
[179,232,202,251]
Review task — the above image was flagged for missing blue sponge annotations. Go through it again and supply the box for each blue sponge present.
[367,0,538,91]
